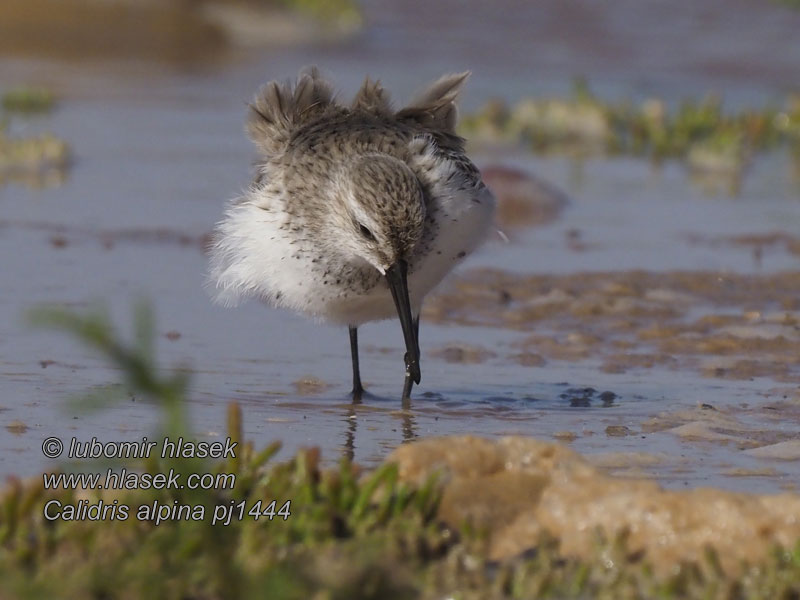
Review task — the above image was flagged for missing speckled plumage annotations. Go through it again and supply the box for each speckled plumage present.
[208,67,494,396]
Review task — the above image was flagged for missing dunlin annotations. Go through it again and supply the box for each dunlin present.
[208,67,495,399]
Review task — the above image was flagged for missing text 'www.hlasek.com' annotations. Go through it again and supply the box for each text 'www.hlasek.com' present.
[40,436,291,526]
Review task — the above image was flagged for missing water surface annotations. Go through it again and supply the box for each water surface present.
[2,0,799,493]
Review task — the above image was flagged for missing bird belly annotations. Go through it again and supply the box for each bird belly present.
[207,197,397,324]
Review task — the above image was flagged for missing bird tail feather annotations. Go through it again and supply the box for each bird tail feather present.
[247,66,337,157]
[351,76,393,116]
[396,71,470,133]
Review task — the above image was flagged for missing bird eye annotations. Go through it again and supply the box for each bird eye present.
[358,223,376,241]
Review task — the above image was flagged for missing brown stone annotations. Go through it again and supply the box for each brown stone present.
[386,435,800,574]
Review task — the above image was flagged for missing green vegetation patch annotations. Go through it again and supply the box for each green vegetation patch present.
[461,79,800,173]
[273,0,361,26]
[1,304,799,599]
[0,86,70,187]
[2,86,56,114]
[0,129,70,174]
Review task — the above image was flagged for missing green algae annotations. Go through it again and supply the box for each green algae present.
[1,304,798,599]
[275,0,361,27]
[0,128,71,182]
[460,80,800,171]
[2,86,56,114]
[0,86,70,187]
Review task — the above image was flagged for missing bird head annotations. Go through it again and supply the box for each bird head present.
[333,153,426,274]
[332,153,426,384]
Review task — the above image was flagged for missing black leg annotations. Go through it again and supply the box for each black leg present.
[400,315,420,400]
[349,326,364,399]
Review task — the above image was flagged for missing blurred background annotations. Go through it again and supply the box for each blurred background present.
[2,0,800,491]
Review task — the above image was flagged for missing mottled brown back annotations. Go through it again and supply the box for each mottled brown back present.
[246,68,471,161]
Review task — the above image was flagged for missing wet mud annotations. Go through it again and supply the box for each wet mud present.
[0,0,360,64]
[0,220,210,251]
[424,269,800,384]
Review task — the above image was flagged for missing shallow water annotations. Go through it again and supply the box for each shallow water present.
[2,0,800,493]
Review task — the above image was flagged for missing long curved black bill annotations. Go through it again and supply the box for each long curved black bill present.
[385,260,421,385]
